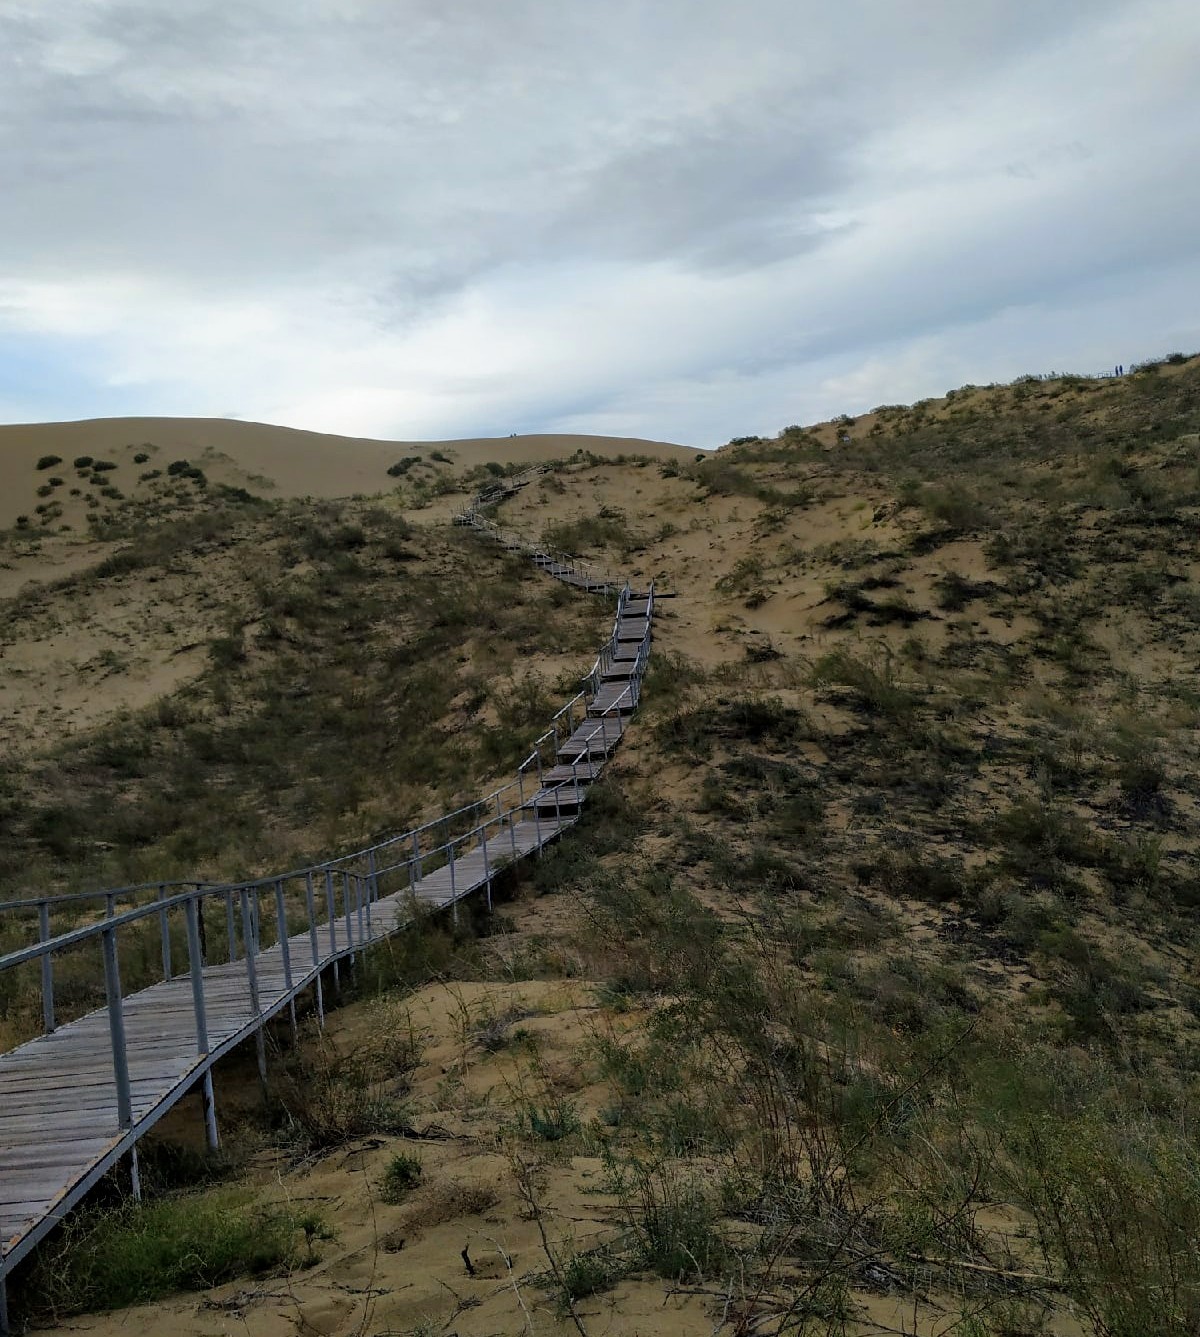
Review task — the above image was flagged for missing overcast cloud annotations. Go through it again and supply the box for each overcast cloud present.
[1,0,1197,446]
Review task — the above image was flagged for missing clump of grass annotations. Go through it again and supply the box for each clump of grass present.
[400,1179,500,1230]
[522,1096,581,1142]
[555,1244,630,1310]
[617,1159,725,1280]
[810,648,919,719]
[18,1190,326,1320]
[379,1152,423,1202]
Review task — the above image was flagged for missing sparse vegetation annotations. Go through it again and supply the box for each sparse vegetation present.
[17,1189,328,1320]
[4,359,1200,1333]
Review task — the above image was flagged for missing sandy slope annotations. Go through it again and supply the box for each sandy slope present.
[0,417,696,528]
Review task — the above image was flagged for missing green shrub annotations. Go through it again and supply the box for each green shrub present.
[72,455,93,468]
[556,1245,628,1310]
[378,1152,423,1202]
[35,454,61,470]
[619,1161,724,1280]
[523,1096,581,1142]
[1009,1118,1200,1337]
[133,451,150,464]
[20,1190,323,1317]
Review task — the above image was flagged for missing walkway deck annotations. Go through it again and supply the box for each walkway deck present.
[0,493,654,1331]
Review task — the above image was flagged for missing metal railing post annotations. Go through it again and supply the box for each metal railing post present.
[482,823,492,911]
[343,872,356,970]
[275,879,297,1041]
[239,889,269,1093]
[38,901,55,1034]
[305,872,324,1028]
[157,883,172,981]
[101,925,133,1131]
[185,894,220,1149]
[448,839,458,925]
[325,870,340,995]
[225,889,237,962]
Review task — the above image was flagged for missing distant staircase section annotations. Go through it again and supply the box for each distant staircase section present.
[468,464,544,510]
[0,480,653,1333]
[454,474,622,595]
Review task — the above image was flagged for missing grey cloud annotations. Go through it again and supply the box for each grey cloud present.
[0,0,1195,443]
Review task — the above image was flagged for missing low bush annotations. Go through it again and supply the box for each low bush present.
[19,1190,325,1318]
[378,1152,423,1202]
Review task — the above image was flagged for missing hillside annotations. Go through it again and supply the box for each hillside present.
[3,354,1200,1336]
[0,416,694,531]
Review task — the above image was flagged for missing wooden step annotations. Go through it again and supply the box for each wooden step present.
[541,761,604,784]
[525,785,589,812]
[588,683,636,715]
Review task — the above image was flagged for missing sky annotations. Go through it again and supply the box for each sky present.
[1,1,1198,448]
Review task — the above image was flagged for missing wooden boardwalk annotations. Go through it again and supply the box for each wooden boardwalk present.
[0,500,653,1331]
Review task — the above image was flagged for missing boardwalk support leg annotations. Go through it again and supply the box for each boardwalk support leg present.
[0,1262,8,1337]
[201,1071,219,1151]
[129,1144,142,1203]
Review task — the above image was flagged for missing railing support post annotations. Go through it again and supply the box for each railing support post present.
[185,894,220,1149]
[101,925,133,1131]
[157,882,172,981]
[482,825,492,912]
[239,890,268,1097]
[225,889,237,962]
[343,872,356,975]
[305,872,324,1028]
[274,879,297,1043]
[448,840,459,925]
[38,900,55,1034]
[325,871,340,995]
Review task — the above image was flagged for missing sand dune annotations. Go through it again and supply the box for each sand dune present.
[0,416,697,528]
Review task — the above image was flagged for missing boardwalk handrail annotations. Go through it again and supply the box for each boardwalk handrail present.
[0,487,654,1333]
[453,499,624,596]
[0,596,624,953]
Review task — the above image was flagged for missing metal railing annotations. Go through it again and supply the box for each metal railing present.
[0,500,656,1332]
[453,506,624,596]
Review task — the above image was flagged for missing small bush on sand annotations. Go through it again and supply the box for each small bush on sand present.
[379,1152,423,1202]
